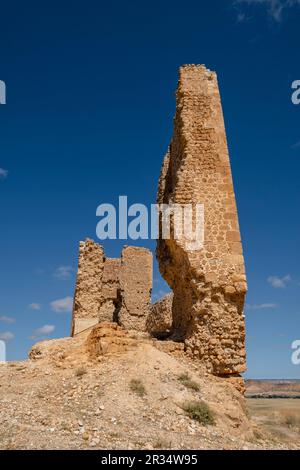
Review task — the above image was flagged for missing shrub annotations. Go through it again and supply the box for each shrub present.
[153,437,172,449]
[182,400,215,425]
[130,378,146,397]
[178,373,200,392]
[281,412,300,429]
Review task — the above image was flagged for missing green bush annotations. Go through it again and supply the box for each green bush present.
[130,378,147,397]
[182,400,215,425]
[178,373,200,392]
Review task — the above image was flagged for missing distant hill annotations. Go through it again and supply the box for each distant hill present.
[246,380,300,398]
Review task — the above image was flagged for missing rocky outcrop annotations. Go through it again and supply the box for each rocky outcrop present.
[157,65,247,376]
[86,322,138,358]
[16,321,258,450]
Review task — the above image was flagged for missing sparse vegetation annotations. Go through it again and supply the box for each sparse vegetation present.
[75,366,87,377]
[252,427,265,441]
[182,400,215,425]
[2,331,298,450]
[178,373,200,391]
[109,431,121,439]
[129,378,146,397]
[248,398,300,444]
[153,436,172,449]
[60,421,70,431]
[281,411,300,429]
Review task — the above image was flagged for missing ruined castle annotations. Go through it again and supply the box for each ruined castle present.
[71,64,247,377]
[71,242,153,336]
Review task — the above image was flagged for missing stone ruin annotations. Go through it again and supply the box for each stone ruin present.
[71,240,153,336]
[71,64,247,378]
[156,65,247,376]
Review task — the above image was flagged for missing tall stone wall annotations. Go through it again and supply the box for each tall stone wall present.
[71,239,105,335]
[71,240,153,335]
[157,65,247,376]
[119,246,153,331]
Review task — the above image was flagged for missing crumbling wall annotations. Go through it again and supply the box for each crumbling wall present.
[146,293,173,337]
[71,239,105,335]
[72,241,153,335]
[157,65,247,376]
[99,258,121,323]
[118,246,153,331]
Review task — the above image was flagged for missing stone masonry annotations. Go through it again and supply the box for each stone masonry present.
[146,293,173,337]
[70,65,247,379]
[119,246,153,332]
[156,65,247,376]
[71,239,152,335]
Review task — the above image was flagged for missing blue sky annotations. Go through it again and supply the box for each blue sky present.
[0,0,299,378]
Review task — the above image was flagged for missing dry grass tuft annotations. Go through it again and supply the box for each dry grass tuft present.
[178,373,200,392]
[130,378,147,397]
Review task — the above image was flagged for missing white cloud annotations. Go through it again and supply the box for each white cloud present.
[267,274,291,288]
[35,268,45,276]
[0,316,16,324]
[291,141,300,149]
[28,303,42,311]
[236,11,253,22]
[246,303,278,309]
[50,296,73,313]
[34,324,55,335]
[235,0,300,22]
[237,11,247,21]
[53,265,74,280]
[0,331,14,341]
[0,168,8,180]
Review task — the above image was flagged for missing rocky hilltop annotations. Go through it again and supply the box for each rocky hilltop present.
[0,323,292,450]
